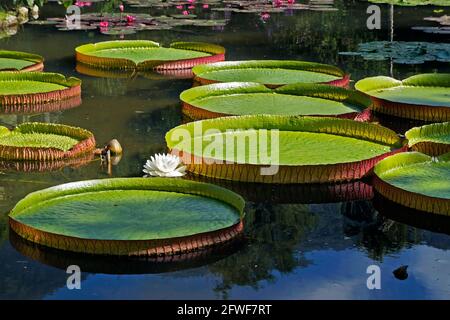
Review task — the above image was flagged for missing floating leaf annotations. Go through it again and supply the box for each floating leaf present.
[76,40,225,71]
[355,73,450,122]
[406,122,450,156]
[181,82,370,120]
[0,50,43,72]
[374,151,450,216]
[192,60,349,88]
[9,178,245,256]
[166,115,403,184]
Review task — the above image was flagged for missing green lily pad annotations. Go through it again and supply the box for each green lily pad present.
[0,72,82,111]
[89,47,209,63]
[0,122,95,161]
[0,127,78,152]
[9,178,245,256]
[166,115,402,183]
[76,40,225,70]
[0,80,65,95]
[193,60,348,87]
[0,50,44,71]
[374,152,450,215]
[355,73,450,121]
[406,122,450,156]
[181,82,370,120]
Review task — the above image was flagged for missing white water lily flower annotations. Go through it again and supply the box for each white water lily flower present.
[143,153,186,177]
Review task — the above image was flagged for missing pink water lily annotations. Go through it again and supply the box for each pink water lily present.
[119,4,124,12]
[182,10,189,16]
[261,12,270,21]
[75,1,92,7]
[274,0,282,7]
[203,4,209,9]
[126,15,136,24]
[176,5,183,9]
[99,21,109,28]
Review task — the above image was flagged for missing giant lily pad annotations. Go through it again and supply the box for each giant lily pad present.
[373,152,450,215]
[75,40,225,71]
[9,178,245,256]
[355,73,450,122]
[192,60,350,88]
[0,72,82,111]
[0,50,44,72]
[166,115,404,184]
[181,82,371,120]
[0,122,96,162]
[406,122,450,156]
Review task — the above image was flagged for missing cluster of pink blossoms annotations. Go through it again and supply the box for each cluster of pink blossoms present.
[74,1,92,7]
[176,0,210,16]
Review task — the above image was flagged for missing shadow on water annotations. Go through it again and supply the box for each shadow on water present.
[374,192,450,236]
[8,229,246,275]
[187,175,374,204]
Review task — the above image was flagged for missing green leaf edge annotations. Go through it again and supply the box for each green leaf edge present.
[9,178,246,222]
[180,82,371,110]
[405,122,450,147]
[355,73,450,93]
[192,60,346,78]
[75,40,225,66]
[166,115,403,151]
[0,122,93,145]
[374,151,450,178]
[0,50,44,69]
[0,71,81,89]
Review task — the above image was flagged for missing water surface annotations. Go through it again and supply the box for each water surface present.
[0,1,449,299]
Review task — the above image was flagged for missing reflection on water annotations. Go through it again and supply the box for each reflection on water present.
[0,0,449,299]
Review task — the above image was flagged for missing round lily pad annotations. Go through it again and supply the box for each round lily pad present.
[374,152,450,215]
[0,50,44,72]
[75,40,226,71]
[9,178,245,256]
[181,82,370,120]
[0,122,96,162]
[192,60,350,88]
[0,72,82,111]
[406,122,450,156]
[166,115,404,184]
[355,73,450,122]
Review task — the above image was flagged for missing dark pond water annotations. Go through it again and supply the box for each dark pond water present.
[0,0,449,299]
